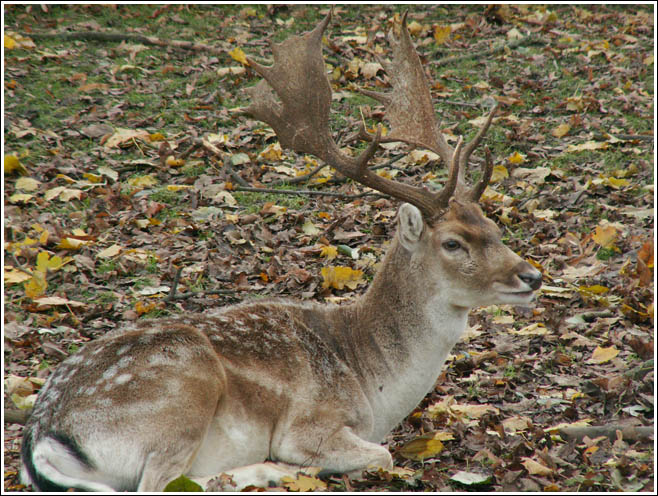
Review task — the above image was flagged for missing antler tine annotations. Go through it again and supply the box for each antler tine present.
[436,136,463,207]
[467,147,493,202]
[459,104,499,173]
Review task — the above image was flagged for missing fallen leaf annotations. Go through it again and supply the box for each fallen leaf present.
[490,164,509,183]
[399,431,445,461]
[321,266,365,290]
[551,123,571,138]
[567,141,608,152]
[97,244,123,258]
[433,25,451,44]
[15,177,41,191]
[228,46,248,65]
[521,458,553,476]
[592,224,618,248]
[4,266,32,284]
[588,345,619,364]
[507,151,525,164]
[24,271,47,299]
[281,474,327,492]
[450,471,494,485]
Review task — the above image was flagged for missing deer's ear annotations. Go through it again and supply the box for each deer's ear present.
[398,203,424,251]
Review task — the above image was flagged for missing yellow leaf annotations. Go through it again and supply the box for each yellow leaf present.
[281,474,327,492]
[9,193,34,203]
[320,245,338,260]
[4,154,28,175]
[36,252,68,272]
[4,266,33,284]
[399,432,445,461]
[433,25,451,45]
[490,164,509,183]
[258,143,284,162]
[507,151,525,165]
[589,345,619,364]
[82,172,103,183]
[578,284,609,295]
[407,20,423,36]
[229,46,248,65]
[521,458,553,476]
[643,54,654,65]
[57,237,91,251]
[321,266,365,290]
[592,224,618,248]
[166,184,192,191]
[127,175,158,188]
[551,123,571,138]
[15,177,40,191]
[165,156,185,167]
[97,244,123,258]
[4,34,16,49]
[605,176,630,189]
[24,271,48,299]
[567,141,608,152]
[149,132,165,142]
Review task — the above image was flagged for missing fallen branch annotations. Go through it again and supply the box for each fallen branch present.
[232,186,384,199]
[432,35,546,68]
[557,425,653,442]
[23,31,226,56]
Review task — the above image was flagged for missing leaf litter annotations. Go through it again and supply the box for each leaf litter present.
[3,4,653,492]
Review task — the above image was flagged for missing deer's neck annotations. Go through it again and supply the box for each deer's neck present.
[336,236,469,441]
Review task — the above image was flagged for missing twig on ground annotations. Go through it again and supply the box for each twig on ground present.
[431,35,546,68]
[557,425,653,442]
[232,186,384,199]
[23,31,226,56]
[165,266,184,303]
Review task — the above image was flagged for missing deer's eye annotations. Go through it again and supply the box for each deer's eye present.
[442,240,461,251]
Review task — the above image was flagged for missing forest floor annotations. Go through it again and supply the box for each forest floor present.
[3,4,654,492]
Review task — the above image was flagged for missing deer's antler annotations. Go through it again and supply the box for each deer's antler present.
[245,11,495,222]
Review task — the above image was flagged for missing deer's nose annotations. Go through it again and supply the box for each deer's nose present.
[518,270,542,291]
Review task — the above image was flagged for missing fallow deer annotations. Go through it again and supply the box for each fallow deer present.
[20,12,541,492]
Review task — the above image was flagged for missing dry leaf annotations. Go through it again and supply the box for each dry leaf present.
[490,164,509,183]
[15,177,41,191]
[521,458,553,476]
[399,432,445,461]
[588,345,619,364]
[34,296,86,308]
[228,46,248,65]
[507,151,525,164]
[321,266,365,290]
[97,244,123,258]
[592,224,618,248]
[320,245,338,260]
[24,271,47,299]
[281,474,327,492]
[4,266,33,284]
[567,141,608,152]
[433,25,451,44]
[551,123,571,138]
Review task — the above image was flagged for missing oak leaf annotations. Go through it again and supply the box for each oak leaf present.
[281,474,327,492]
[321,266,365,290]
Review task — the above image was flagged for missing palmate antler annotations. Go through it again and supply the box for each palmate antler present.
[245,11,496,223]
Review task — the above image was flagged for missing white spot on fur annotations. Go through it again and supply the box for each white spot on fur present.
[66,354,84,365]
[114,373,132,385]
[116,344,131,355]
[117,356,133,368]
[84,386,97,395]
[102,365,118,381]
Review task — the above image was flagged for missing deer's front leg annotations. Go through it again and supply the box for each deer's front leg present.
[277,425,393,476]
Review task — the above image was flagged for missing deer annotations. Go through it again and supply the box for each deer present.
[20,11,541,492]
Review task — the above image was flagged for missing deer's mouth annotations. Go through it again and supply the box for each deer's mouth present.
[499,290,535,302]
